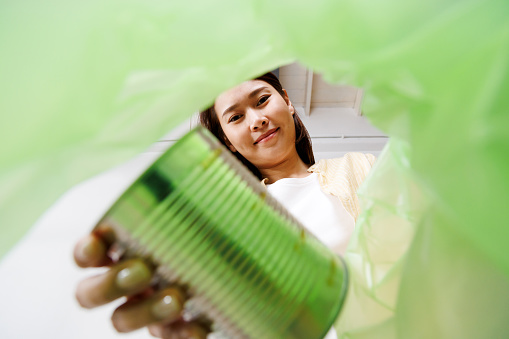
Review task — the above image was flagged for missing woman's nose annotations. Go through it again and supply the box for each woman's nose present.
[250,112,268,131]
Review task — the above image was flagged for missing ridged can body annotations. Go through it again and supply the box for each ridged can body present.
[97,126,348,338]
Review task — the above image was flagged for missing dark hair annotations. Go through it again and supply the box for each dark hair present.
[199,72,315,179]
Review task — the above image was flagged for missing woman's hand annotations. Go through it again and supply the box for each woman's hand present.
[73,230,209,339]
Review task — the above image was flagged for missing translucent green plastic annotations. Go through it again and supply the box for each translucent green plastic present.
[1,0,508,338]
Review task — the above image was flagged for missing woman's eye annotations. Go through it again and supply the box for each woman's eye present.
[228,114,242,123]
[257,95,269,106]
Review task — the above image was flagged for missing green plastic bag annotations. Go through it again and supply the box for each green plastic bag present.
[1,0,508,337]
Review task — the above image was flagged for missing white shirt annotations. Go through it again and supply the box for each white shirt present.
[266,172,355,255]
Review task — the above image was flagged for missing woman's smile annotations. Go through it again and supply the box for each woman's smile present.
[254,128,279,145]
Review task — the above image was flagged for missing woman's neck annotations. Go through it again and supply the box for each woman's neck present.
[259,155,310,184]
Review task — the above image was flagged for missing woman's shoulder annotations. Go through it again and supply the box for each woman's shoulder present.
[308,152,376,174]
[308,153,376,221]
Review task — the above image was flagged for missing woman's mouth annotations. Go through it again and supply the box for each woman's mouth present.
[254,128,279,145]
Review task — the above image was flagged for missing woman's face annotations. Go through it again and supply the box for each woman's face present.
[214,80,297,170]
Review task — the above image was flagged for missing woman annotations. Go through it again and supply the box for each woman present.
[74,72,375,338]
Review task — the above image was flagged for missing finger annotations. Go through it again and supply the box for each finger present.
[73,234,110,268]
[93,222,117,247]
[148,324,164,337]
[112,287,185,333]
[76,258,153,308]
[155,320,209,339]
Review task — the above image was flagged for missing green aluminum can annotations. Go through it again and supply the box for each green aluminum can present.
[96,126,348,338]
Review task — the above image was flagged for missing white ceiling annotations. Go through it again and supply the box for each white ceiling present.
[278,63,364,116]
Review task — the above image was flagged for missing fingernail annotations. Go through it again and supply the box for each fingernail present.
[150,294,181,321]
[115,261,151,291]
